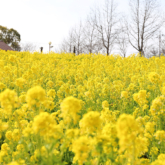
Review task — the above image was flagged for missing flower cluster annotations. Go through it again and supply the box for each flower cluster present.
[0,50,164,164]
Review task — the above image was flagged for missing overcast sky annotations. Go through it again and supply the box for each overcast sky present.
[0,0,165,54]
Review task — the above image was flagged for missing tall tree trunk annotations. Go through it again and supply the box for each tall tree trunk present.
[107,49,109,56]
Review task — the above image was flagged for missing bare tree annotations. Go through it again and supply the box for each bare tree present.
[146,44,158,57]
[82,17,103,54]
[90,0,119,56]
[83,20,96,54]
[146,40,165,58]
[73,21,85,55]
[162,38,165,54]
[60,29,75,53]
[60,22,85,55]
[21,42,37,52]
[145,30,165,57]
[116,19,129,57]
[126,0,164,57]
[158,32,165,54]
[60,39,69,53]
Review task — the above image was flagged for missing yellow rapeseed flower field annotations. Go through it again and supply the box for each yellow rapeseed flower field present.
[0,50,164,165]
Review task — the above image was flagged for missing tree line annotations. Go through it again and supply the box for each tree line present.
[59,0,165,57]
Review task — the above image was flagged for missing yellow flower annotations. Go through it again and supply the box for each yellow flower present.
[150,96,164,116]
[15,78,26,88]
[102,100,109,109]
[60,96,82,124]
[0,89,19,113]
[72,136,94,165]
[1,143,10,151]
[16,144,24,152]
[150,147,159,156]
[22,126,32,137]
[84,91,92,98]
[133,90,148,107]
[121,91,129,98]
[116,114,147,157]
[61,96,81,113]
[47,89,56,98]
[26,86,46,108]
[32,112,62,138]
[79,111,102,134]
[9,55,17,62]
[145,122,155,134]
[5,131,13,141]
[148,72,160,84]
[12,129,20,142]
[7,162,19,165]
[154,130,165,142]
[46,80,54,88]
[0,83,6,90]
[33,112,55,133]
[151,154,165,165]
[42,99,55,111]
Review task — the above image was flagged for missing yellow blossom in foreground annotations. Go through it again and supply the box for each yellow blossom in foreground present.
[72,136,94,165]
[116,114,148,158]
[26,86,46,108]
[32,112,57,136]
[154,130,165,142]
[79,111,102,134]
[151,154,165,165]
[7,162,19,165]
[60,96,82,124]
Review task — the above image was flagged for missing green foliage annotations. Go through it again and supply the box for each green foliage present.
[0,25,21,51]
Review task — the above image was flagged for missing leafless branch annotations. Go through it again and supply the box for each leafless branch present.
[127,0,164,57]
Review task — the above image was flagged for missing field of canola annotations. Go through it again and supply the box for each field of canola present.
[0,50,164,165]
